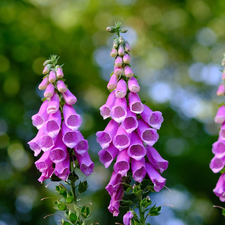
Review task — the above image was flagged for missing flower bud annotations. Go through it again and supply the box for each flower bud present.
[113,38,119,49]
[123,54,131,64]
[57,80,67,93]
[217,84,225,96]
[56,66,64,78]
[118,36,124,44]
[42,64,52,74]
[38,77,49,90]
[43,59,51,66]
[121,29,128,33]
[125,42,131,52]
[118,44,125,56]
[115,56,123,67]
[106,26,116,33]
[222,69,225,80]
[124,65,133,78]
[110,48,117,57]
[49,70,56,83]
[114,66,123,76]
[222,57,225,66]
[44,83,55,98]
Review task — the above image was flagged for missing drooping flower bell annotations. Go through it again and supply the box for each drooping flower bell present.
[96,25,168,216]
[28,55,94,182]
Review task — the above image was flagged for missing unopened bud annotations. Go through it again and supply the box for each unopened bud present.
[56,66,64,78]
[110,48,118,57]
[42,64,52,74]
[118,36,124,44]
[49,70,56,83]
[121,29,128,33]
[118,44,125,56]
[57,80,67,93]
[43,59,51,66]
[123,54,131,64]
[106,26,116,33]
[125,42,131,52]
[222,56,225,66]
[44,83,55,98]
[38,77,49,90]
[217,84,225,96]
[146,196,151,201]
[222,69,225,80]
[115,56,123,67]
[113,38,119,49]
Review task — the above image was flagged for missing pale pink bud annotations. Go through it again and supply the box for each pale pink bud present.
[62,89,77,105]
[222,72,225,81]
[124,65,133,78]
[123,54,131,64]
[118,44,125,56]
[57,67,64,78]
[44,83,55,98]
[114,66,123,76]
[38,77,49,90]
[125,42,131,52]
[49,70,56,83]
[217,84,225,96]
[110,48,118,57]
[57,80,67,93]
[107,74,118,90]
[42,64,51,74]
[115,56,123,67]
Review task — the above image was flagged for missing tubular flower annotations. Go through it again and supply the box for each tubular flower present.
[211,57,225,201]
[96,31,168,216]
[28,55,94,183]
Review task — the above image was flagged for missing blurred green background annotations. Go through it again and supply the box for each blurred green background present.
[0,0,225,224]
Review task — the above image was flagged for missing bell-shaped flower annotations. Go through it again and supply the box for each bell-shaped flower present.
[131,158,146,183]
[123,211,133,225]
[128,92,144,114]
[55,152,70,181]
[105,171,122,196]
[215,105,225,124]
[28,128,44,156]
[62,89,77,105]
[114,149,130,176]
[47,93,60,114]
[128,77,140,93]
[111,97,127,123]
[115,79,127,98]
[210,155,225,173]
[213,173,225,202]
[35,151,52,172]
[212,138,225,158]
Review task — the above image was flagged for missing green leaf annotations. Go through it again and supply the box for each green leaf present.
[62,221,71,225]
[121,198,133,207]
[81,206,91,219]
[56,186,60,192]
[220,167,225,174]
[133,74,138,79]
[222,209,225,216]
[41,97,48,102]
[141,100,146,104]
[148,204,161,216]
[66,195,74,203]
[140,198,152,208]
[69,212,77,223]
[58,203,67,211]
[78,181,88,193]
[59,188,67,199]
[110,71,114,77]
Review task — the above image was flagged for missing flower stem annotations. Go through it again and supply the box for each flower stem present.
[138,194,146,225]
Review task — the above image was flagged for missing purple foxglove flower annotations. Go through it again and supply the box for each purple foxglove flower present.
[122,107,138,134]
[39,132,57,152]
[107,74,118,90]
[49,70,56,83]
[38,166,55,183]
[111,97,127,123]
[113,125,131,151]
[44,110,61,138]
[63,104,82,130]
[115,79,127,98]
[105,171,122,196]
[131,158,146,183]
[28,128,44,156]
[114,66,123,76]
[146,145,168,173]
[127,131,146,160]
[118,44,125,56]
[74,138,89,156]
[44,83,55,98]
[137,118,159,146]
[213,173,225,202]
[108,184,124,216]
[38,77,49,90]
[215,105,225,124]
[42,65,50,74]
[123,211,134,225]
[35,151,52,172]
[212,138,225,158]
[74,151,94,176]
[49,133,68,163]
[128,77,140,93]
[145,162,166,192]
[55,153,70,181]
[98,143,118,168]
[100,90,116,120]
[62,89,77,105]
[123,54,131,64]
[32,100,49,129]
[96,119,119,149]
[141,105,163,130]
[110,48,118,57]
[217,84,225,96]
[62,121,82,148]
[57,80,67,93]
[115,56,123,67]
[128,92,144,114]
[114,149,130,176]
[57,66,64,78]
[124,65,133,78]
[220,122,225,140]
[47,93,60,114]
[210,155,224,173]
[125,42,131,52]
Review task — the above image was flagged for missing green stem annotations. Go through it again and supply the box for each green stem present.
[138,194,146,225]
